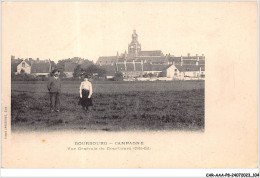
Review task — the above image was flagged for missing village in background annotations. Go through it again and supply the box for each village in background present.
[11,30,205,82]
[11,30,205,132]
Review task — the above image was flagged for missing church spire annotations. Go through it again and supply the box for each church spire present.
[128,29,141,56]
[132,29,138,42]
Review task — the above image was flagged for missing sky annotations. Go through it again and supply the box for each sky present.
[2,2,257,63]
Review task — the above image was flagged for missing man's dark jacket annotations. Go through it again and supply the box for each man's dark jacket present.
[47,77,61,93]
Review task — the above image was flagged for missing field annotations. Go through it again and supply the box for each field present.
[11,81,205,132]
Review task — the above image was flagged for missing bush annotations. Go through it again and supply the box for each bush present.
[113,72,123,81]
[11,73,38,81]
[143,73,156,78]
[11,72,52,81]
[73,64,107,80]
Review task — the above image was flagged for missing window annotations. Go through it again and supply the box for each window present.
[22,63,25,67]
[174,69,177,72]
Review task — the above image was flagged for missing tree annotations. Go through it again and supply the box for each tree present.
[73,64,107,80]
[84,64,99,75]
[143,73,149,78]
[96,67,107,78]
[73,65,84,78]
[20,69,25,81]
[148,73,154,78]
[113,71,123,81]
[85,65,107,78]
[57,58,93,78]
[158,72,165,77]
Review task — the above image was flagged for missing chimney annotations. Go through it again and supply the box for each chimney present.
[196,54,199,65]
[171,55,174,64]
[196,59,199,65]
[187,53,190,57]
[180,56,183,66]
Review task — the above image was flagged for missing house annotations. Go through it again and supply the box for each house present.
[11,56,34,75]
[12,57,54,76]
[143,63,170,76]
[11,59,23,74]
[164,53,205,80]
[176,65,205,79]
[11,56,57,78]
[31,60,52,77]
[16,59,31,74]
[164,65,181,78]
[164,64,205,80]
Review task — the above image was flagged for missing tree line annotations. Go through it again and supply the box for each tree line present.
[11,58,124,81]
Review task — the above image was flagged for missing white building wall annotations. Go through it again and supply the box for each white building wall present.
[143,71,161,75]
[33,73,50,76]
[166,65,186,79]
[183,71,200,77]
[64,72,74,78]
[17,61,31,74]
[166,65,180,78]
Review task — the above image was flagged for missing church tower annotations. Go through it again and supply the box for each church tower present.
[128,30,141,57]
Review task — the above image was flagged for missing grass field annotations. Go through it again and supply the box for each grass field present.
[11,81,205,132]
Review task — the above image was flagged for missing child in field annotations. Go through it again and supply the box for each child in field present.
[79,74,93,111]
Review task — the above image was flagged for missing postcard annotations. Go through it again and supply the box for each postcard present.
[1,1,258,168]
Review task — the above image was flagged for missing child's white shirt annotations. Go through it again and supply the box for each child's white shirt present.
[79,80,93,98]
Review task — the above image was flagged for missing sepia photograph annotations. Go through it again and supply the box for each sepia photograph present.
[1,1,257,169]
[11,29,205,132]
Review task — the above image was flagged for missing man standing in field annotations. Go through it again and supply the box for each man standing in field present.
[47,69,61,112]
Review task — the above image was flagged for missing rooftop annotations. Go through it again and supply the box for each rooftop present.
[138,50,164,57]
[31,62,51,73]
